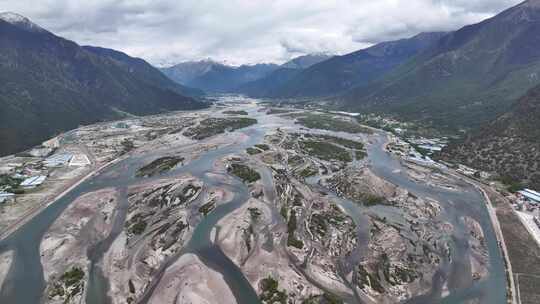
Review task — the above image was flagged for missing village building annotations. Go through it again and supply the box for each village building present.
[0,191,15,204]
[518,189,540,205]
[20,175,47,189]
[43,154,73,167]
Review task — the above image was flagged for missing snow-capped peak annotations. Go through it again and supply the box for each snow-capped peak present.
[0,12,45,32]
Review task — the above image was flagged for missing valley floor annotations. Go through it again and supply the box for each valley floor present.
[0,95,530,304]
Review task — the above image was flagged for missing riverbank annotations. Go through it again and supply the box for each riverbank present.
[483,186,540,304]
[0,155,124,243]
[380,128,516,304]
[447,170,517,304]
[0,99,513,304]
[0,251,12,290]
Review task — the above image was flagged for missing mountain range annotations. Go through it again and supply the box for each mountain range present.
[3,0,540,188]
[160,54,332,93]
[341,0,540,130]
[240,32,446,98]
[160,60,279,92]
[197,0,540,134]
[164,0,538,188]
[235,0,540,188]
[0,12,207,156]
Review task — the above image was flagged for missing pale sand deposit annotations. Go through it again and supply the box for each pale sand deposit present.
[463,216,490,281]
[101,231,131,304]
[146,253,237,304]
[0,250,13,290]
[40,188,117,281]
[216,197,325,300]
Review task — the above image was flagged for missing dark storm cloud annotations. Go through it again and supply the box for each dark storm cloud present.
[0,0,524,65]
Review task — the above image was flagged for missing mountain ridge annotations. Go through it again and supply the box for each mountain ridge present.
[0,13,207,156]
[160,60,279,92]
[439,83,540,188]
[240,32,446,98]
[160,53,333,93]
[340,0,540,130]
[0,11,45,32]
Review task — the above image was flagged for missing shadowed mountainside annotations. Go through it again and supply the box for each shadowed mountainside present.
[243,32,445,99]
[0,12,207,156]
[342,0,540,131]
[439,83,540,188]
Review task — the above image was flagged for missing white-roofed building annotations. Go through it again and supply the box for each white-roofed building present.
[0,192,15,204]
[518,189,540,205]
[20,175,47,189]
[525,188,540,198]
[418,144,443,152]
[44,154,73,167]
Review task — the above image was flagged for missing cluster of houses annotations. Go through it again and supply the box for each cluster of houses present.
[513,188,540,232]
[0,152,89,205]
[515,188,540,228]
[516,189,540,210]
[0,173,48,204]
[0,192,15,204]
[0,161,48,204]
[385,136,447,169]
[408,137,448,155]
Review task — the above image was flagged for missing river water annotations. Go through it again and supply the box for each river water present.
[367,135,506,304]
[0,96,506,304]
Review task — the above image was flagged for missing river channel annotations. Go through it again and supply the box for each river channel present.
[0,96,506,304]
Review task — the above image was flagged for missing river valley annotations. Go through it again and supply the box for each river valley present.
[0,95,507,304]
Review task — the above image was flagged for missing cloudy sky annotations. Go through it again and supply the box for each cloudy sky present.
[0,0,523,66]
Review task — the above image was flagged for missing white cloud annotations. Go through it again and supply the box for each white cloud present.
[0,0,523,65]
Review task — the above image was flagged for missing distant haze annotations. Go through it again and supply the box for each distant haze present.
[0,0,522,65]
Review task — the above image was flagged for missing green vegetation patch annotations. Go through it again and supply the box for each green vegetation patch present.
[318,135,365,150]
[259,277,288,304]
[126,213,148,235]
[295,113,371,134]
[309,206,349,238]
[391,265,418,285]
[184,117,257,140]
[61,267,85,287]
[228,164,261,183]
[129,221,147,235]
[255,144,270,151]
[49,266,86,301]
[246,147,262,155]
[288,154,304,167]
[199,200,216,216]
[299,140,352,162]
[48,283,65,299]
[309,213,328,237]
[498,175,524,193]
[120,138,135,154]
[223,110,248,115]
[280,205,288,220]
[247,144,271,155]
[0,174,23,189]
[0,174,24,193]
[136,156,184,177]
[286,209,304,249]
[314,134,367,160]
[378,253,418,286]
[298,166,319,178]
[361,193,386,206]
[357,265,385,293]
[248,207,262,221]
